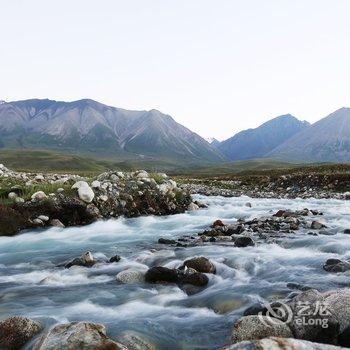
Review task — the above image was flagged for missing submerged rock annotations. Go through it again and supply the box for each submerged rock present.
[33,322,126,350]
[64,251,96,269]
[234,236,254,247]
[0,316,43,350]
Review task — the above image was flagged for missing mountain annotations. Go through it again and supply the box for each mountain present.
[0,99,225,164]
[205,137,221,147]
[218,114,310,161]
[268,108,350,162]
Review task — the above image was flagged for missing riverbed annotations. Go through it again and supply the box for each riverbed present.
[0,195,350,349]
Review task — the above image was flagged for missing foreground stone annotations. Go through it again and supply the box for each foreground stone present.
[231,315,292,343]
[0,316,43,350]
[117,331,155,350]
[224,337,346,349]
[183,256,216,274]
[34,322,127,350]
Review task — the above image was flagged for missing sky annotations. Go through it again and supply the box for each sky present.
[1,0,350,140]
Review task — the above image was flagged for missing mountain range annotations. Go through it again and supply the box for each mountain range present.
[217,114,310,161]
[1,98,350,166]
[0,99,224,165]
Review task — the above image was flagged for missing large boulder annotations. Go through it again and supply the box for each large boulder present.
[224,337,346,349]
[72,181,94,203]
[0,316,43,350]
[231,315,292,343]
[33,322,127,350]
[183,256,216,274]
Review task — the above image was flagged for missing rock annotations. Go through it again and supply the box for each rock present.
[31,191,48,201]
[234,236,254,247]
[65,251,96,268]
[37,215,49,222]
[338,325,350,347]
[183,256,216,274]
[72,181,95,203]
[243,303,266,316]
[14,197,25,204]
[344,229,350,234]
[179,271,209,286]
[158,238,176,244]
[8,192,18,200]
[117,331,155,350]
[33,321,126,350]
[323,259,350,273]
[0,316,43,350]
[287,289,340,344]
[32,218,44,227]
[116,270,145,284]
[224,337,346,349]
[49,219,65,228]
[231,315,292,343]
[145,266,179,284]
[109,255,121,263]
[245,202,252,208]
[311,221,326,230]
[91,180,101,189]
[273,210,286,217]
[188,202,199,211]
[212,219,225,227]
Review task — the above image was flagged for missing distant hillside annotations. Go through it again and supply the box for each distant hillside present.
[268,108,350,162]
[218,114,310,161]
[0,99,225,165]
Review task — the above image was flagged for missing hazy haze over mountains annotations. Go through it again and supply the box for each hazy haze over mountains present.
[217,115,310,161]
[0,99,225,164]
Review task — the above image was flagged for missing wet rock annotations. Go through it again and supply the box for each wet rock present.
[243,302,266,316]
[64,251,96,269]
[116,270,145,284]
[32,218,44,227]
[226,225,245,235]
[158,238,176,244]
[234,236,254,247]
[33,321,126,350]
[0,316,43,350]
[179,271,209,286]
[109,255,121,263]
[0,205,28,236]
[287,282,313,291]
[183,256,216,274]
[49,219,65,228]
[117,331,155,350]
[145,266,179,284]
[311,221,326,230]
[231,315,292,343]
[323,259,350,273]
[187,202,199,211]
[245,202,252,208]
[212,219,225,227]
[343,229,350,234]
[224,337,345,349]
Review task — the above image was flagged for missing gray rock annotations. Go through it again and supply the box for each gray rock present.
[49,219,65,228]
[117,331,155,350]
[31,191,48,201]
[224,337,346,349]
[116,270,145,284]
[33,321,126,350]
[0,316,43,350]
[183,256,216,274]
[231,315,292,343]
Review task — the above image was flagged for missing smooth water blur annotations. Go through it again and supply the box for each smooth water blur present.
[1,195,350,349]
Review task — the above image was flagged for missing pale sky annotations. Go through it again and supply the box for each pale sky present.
[1,0,350,140]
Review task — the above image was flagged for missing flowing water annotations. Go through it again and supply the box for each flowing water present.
[1,195,350,349]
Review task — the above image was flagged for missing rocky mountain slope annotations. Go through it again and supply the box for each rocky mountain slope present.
[218,115,310,161]
[268,108,350,162]
[0,99,225,164]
